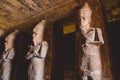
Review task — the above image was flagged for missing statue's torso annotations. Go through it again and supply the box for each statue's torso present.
[82,28,100,55]
[2,48,15,61]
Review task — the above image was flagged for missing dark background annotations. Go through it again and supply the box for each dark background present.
[106,20,120,80]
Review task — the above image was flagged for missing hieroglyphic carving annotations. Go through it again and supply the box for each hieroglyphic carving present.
[18,0,39,11]
[32,0,45,9]
[46,0,79,22]
[0,0,28,19]
[0,0,79,30]
[5,0,30,13]
[1,1,17,14]
[0,8,10,16]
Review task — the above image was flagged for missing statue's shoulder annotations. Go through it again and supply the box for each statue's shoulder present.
[95,27,101,30]
[90,27,95,30]
[95,28,102,33]
[42,41,48,46]
[91,27,102,32]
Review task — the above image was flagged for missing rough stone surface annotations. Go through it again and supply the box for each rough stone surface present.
[25,20,48,80]
[0,0,113,80]
[79,3,104,80]
[0,30,18,80]
[0,0,79,30]
[77,0,113,80]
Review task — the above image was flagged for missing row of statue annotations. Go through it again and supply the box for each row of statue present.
[0,20,48,80]
[0,2,104,80]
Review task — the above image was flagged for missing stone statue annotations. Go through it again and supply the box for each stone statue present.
[0,30,19,80]
[25,20,48,80]
[79,3,104,80]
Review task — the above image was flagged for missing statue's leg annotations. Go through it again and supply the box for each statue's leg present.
[91,74,101,80]
[89,51,102,80]
[82,76,88,80]
[80,54,89,80]
[33,59,45,80]
[80,54,89,71]
[2,61,12,80]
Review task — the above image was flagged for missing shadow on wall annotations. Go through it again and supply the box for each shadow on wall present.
[12,31,32,80]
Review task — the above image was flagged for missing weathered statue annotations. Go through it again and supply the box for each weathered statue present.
[79,3,104,80]
[25,20,48,80]
[0,30,19,80]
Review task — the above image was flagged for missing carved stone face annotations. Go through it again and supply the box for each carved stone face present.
[32,20,45,45]
[79,3,92,30]
[5,35,15,51]
[5,30,18,51]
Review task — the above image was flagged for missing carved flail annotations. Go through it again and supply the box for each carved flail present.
[79,3,104,80]
[0,30,19,80]
[26,20,48,80]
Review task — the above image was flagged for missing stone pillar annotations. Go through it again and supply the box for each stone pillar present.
[0,30,19,80]
[77,0,113,80]
[25,20,49,80]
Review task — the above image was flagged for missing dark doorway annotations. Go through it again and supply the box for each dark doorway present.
[106,20,120,80]
[52,16,77,80]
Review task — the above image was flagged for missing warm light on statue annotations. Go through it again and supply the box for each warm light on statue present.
[79,3,104,80]
[25,20,49,80]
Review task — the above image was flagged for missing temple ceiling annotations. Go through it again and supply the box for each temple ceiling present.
[0,0,119,30]
[0,0,80,30]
